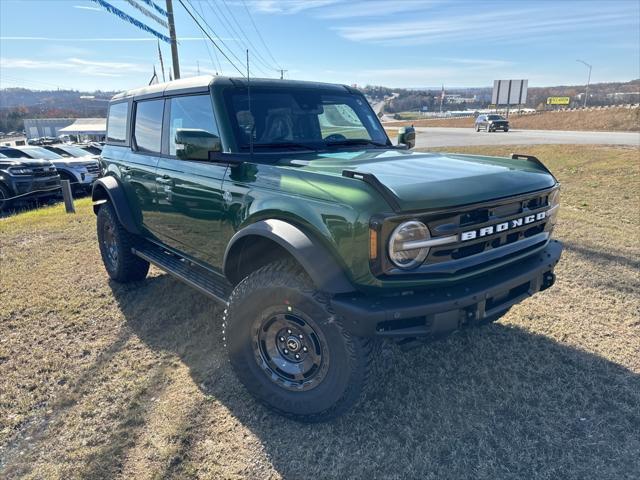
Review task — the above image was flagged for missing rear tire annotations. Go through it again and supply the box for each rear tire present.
[96,202,149,282]
[223,260,374,422]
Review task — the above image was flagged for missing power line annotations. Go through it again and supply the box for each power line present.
[240,0,282,70]
[202,0,273,77]
[178,0,244,76]
[193,0,222,74]
[218,0,278,73]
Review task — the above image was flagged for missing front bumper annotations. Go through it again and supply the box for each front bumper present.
[10,175,61,199]
[331,240,562,337]
[60,167,99,187]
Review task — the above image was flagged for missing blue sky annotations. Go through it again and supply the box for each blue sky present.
[0,0,638,91]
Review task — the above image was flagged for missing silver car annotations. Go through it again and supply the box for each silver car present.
[8,145,101,194]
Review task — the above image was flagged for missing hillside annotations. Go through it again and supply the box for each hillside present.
[392,107,640,132]
[0,88,115,132]
[364,79,640,113]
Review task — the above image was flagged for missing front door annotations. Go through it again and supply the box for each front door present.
[149,94,228,269]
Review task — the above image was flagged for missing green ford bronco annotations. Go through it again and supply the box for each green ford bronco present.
[93,76,562,422]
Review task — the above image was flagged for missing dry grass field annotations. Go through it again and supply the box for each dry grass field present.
[1,145,639,479]
[393,107,640,131]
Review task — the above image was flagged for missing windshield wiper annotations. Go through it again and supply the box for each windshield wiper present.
[247,142,318,151]
[325,139,388,148]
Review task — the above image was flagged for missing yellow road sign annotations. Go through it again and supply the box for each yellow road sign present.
[547,97,571,105]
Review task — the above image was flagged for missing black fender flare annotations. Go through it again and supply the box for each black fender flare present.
[223,219,355,294]
[91,176,141,234]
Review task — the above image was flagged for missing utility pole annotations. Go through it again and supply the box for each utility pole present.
[576,59,592,108]
[166,0,180,79]
[278,69,288,80]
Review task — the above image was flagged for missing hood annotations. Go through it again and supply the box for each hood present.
[0,158,53,169]
[281,149,557,211]
[52,155,97,166]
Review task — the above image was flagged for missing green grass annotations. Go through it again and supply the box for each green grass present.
[1,146,639,479]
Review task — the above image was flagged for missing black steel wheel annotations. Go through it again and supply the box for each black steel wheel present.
[253,307,329,392]
[96,202,149,282]
[224,260,375,422]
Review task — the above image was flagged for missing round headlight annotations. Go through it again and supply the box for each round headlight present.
[388,220,431,269]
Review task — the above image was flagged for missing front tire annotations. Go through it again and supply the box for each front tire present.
[223,260,374,422]
[96,202,149,282]
[0,184,12,212]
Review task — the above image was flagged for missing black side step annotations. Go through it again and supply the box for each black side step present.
[132,243,232,304]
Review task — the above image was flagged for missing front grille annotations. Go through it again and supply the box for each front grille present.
[377,187,559,278]
[31,167,57,177]
[425,191,554,264]
[85,163,101,175]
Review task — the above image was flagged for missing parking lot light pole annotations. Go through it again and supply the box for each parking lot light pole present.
[576,59,592,108]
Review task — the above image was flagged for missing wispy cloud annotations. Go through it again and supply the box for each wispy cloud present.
[1,57,148,77]
[334,7,637,46]
[316,0,441,19]
[0,36,210,42]
[245,0,340,14]
[72,5,102,11]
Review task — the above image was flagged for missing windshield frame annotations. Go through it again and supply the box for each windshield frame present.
[219,85,391,154]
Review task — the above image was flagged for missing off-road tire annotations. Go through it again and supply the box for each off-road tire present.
[0,183,12,212]
[96,202,149,282]
[223,260,374,422]
[475,125,480,132]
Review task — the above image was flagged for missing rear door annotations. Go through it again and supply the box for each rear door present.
[149,93,228,268]
[127,98,165,231]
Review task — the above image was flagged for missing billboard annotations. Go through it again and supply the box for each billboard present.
[547,97,571,105]
[492,79,528,105]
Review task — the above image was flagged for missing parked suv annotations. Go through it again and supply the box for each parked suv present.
[0,151,61,211]
[475,114,509,132]
[93,76,562,421]
[4,146,101,194]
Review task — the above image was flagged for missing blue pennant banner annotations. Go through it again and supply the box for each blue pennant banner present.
[139,0,168,17]
[90,0,170,43]
[123,0,168,29]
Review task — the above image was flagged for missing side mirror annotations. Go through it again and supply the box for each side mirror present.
[397,126,416,149]
[175,128,221,160]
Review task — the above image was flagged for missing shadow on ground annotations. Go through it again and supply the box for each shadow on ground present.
[109,275,640,480]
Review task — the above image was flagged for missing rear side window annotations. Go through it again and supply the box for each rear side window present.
[134,99,164,153]
[168,95,219,157]
[107,102,129,143]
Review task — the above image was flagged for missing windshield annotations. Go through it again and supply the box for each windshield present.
[59,146,92,157]
[20,147,64,160]
[487,115,506,120]
[224,87,389,151]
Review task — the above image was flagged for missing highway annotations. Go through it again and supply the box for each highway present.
[409,127,640,148]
